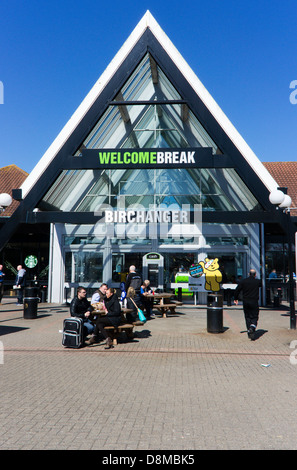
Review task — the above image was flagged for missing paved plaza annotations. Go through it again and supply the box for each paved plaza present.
[1,297,297,451]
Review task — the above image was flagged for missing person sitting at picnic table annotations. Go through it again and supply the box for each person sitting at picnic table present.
[140,280,155,319]
[86,287,122,349]
[126,287,142,323]
[91,283,107,304]
[70,286,94,339]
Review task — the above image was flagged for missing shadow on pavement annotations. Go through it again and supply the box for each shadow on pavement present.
[0,325,29,336]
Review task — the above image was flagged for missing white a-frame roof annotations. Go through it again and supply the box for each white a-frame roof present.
[21,10,278,199]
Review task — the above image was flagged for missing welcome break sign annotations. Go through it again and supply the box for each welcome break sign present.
[79,147,213,169]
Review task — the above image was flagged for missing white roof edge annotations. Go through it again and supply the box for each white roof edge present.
[21,10,278,198]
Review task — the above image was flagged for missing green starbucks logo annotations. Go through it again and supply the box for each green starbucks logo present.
[24,255,38,269]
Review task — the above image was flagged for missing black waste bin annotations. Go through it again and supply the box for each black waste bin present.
[273,295,280,308]
[40,286,47,303]
[273,288,282,308]
[23,287,39,319]
[207,293,224,333]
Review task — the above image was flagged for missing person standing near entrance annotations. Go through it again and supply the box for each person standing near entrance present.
[234,269,262,340]
[15,265,26,305]
[125,265,143,301]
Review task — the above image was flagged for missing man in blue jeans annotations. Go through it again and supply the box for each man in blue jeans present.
[70,287,94,338]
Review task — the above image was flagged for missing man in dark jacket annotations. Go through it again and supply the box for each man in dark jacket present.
[234,269,262,340]
[70,287,94,338]
[125,265,142,290]
[125,265,143,302]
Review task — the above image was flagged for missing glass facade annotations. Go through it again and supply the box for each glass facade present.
[41,167,260,213]
[0,18,287,308]
[45,52,264,303]
[65,251,103,283]
[39,52,261,215]
[78,55,220,152]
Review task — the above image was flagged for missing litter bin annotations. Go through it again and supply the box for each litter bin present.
[207,293,224,333]
[23,287,39,319]
[273,288,282,308]
[40,285,47,303]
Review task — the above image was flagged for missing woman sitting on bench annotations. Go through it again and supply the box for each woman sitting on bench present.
[86,287,122,349]
[126,287,142,323]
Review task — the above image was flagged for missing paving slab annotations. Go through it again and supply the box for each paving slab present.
[1,299,297,450]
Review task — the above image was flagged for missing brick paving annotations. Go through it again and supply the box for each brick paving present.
[1,298,297,450]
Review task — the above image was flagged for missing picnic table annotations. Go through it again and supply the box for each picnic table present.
[90,305,142,345]
[146,292,182,318]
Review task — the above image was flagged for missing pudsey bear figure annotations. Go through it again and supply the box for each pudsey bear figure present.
[198,258,222,292]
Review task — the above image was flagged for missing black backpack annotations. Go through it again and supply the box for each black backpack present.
[130,274,142,291]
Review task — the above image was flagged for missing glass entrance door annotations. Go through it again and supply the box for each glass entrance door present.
[205,252,247,283]
[111,252,144,284]
[162,252,196,286]
[64,250,104,298]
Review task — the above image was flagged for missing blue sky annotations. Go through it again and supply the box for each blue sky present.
[1,0,297,174]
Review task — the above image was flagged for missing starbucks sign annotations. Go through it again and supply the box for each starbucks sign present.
[24,255,38,269]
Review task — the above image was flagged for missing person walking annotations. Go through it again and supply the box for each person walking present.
[234,269,262,340]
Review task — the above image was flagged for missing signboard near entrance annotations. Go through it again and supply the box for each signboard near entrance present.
[146,253,160,260]
[143,253,164,289]
[189,263,204,278]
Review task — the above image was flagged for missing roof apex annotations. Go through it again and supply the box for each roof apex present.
[20,10,278,198]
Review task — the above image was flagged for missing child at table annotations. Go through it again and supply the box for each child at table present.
[140,280,155,319]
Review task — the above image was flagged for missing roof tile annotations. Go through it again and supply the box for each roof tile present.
[263,162,297,215]
[0,165,28,217]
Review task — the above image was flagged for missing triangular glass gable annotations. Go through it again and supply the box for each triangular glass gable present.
[76,54,220,152]
[39,52,262,213]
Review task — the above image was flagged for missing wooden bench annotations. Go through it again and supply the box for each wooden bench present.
[104,320,145,345]
[104,321,144,345]
[154,302,183,318]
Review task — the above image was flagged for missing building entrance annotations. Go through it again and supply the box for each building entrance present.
[54,220,255,304]
[112,250,195,291]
